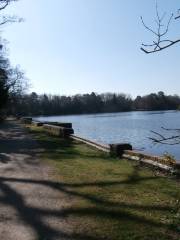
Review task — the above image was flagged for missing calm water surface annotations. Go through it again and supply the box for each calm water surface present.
[35,111,180,161]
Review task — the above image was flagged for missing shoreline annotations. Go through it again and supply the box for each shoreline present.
[26,118,180,175]
[31,109,179,118]
[32,110,180,161]
[25,121,180,239]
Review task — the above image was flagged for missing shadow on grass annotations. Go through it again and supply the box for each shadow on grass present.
[32,129,109,162]
[0,174,179,240]
[0,122,179,239]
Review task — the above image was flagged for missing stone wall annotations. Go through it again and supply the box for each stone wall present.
[43,124,74,137]
[21,117,32,124]
[109,144,180,175]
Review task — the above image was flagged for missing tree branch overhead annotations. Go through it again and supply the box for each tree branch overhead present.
[141,3,180,54]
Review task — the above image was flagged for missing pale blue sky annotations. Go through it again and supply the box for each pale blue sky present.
[2,0,180,97]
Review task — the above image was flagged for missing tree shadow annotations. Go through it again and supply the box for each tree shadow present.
[0,122,179,239]
[0,121,40,154]
[0,174,179,240]
[0,179,103,240]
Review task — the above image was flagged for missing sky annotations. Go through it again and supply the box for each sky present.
[1,0,180,98]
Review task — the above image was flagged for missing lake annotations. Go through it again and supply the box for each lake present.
[35,110,180,161]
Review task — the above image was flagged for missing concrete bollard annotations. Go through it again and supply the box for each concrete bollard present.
[109,143,132,157]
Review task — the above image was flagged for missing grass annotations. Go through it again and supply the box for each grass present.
[29,125,180,240]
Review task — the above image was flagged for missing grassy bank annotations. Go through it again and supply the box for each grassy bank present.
[28,126,180,240]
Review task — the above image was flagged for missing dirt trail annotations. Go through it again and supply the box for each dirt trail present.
[0,120,77,240]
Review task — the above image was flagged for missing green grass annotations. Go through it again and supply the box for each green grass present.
[29,126,180,240]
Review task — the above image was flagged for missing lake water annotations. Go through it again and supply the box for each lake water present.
[35,111,180,161]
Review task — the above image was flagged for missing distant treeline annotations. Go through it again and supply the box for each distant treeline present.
[8,91,180,116]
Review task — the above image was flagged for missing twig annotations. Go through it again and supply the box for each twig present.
[149,129,180,145]
[141,2,180,53]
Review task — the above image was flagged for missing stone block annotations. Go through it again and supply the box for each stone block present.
[110,143,132,157]
[43,124,74,137]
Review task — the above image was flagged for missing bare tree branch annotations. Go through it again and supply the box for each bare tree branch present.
[175,9,180,19]
[0,1,20,26]
[0,0,17,11]
[0,15,22,26]
[141,2,180,54]
[161,127,180,132]
[141,39,180,54]
[0,0,9,11]
[149,128,180,145]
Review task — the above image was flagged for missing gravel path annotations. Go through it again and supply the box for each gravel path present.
[0,120,79,240]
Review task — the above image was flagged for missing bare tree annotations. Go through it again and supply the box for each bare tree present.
[141,2,180,54]
[141,3,180,147]
[0,0,27,115]
[7,66,28,95]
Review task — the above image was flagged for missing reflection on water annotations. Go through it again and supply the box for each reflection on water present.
[35,111,180,161]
